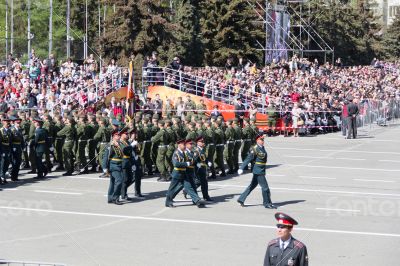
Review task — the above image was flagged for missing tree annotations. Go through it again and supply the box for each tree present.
[199,0,264,66]
[382,14,400,59]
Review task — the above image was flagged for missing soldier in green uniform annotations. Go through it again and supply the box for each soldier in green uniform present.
[74,114,90,174]
[224,119,235,174]
[54,114,65,171]
[150,115,160,173]
[193,136,212,201]
[94,118,112,177]
[87,114,99,172]
[185,95,196,117]
[213,120,226,177]
[237,133,277,209]
[163,98,174,119]
[102,130,124,205]
[27,115,38,174]
[19,111,30,169]
[165,139,205,208]
[241,118,253,170]
[119,128,135,201]
[172,117,185,140]
[0,116,12,184]
[204,121,216,179]
[250,118,259,145]
[266,103,278,136]
[33,118,49,179]
[57,117,77,176]
[43,114,55,172]
[185,122,197,141]
[10,116,25,181]
[196,99,207,116]
[129,129,144,197]
[195,120,205,138]
[232,118,242,171]
[164,120,176,180]
[140,117,153,175]
[151,120,168,181]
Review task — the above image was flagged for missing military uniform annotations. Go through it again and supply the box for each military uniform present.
[193,139,212,200]
[213,122,226,176]
[28,120,37,173]
[54,119,65,170]
[75,117,90,173]
[237,133,276,209]
[93,120,111,172]
[0,120,12,183]
[43,116,55,171]
[224,121,235,174]
[120,137,135,199]
[102,136,124,205]
[232,120,242,171]
[266,105,277,135]
[165,140,203,208]
[87,118,99,171]
[140,121,153,175]
[204,124,216,178]
[20,115,31,168]
[10,117,25,181]
[241,119,254,169]
[151,121,168,181]
[33,119,49,179]
[57,119,77,175]
[165,123,176,178]
[264,212,308,266]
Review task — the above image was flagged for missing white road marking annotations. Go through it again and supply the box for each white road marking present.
[62,176,400,198]
[353,179,395,183]
[299,176,336,180]
[316,208,361,213]
[270,147,400,156]
[34,190,82,195]
[334,157,366,161]
[379,160,400,163]
[268,174,286,177]
[286,164,400,172]
[0,188,18,191]
[1,206,399,238]
[284,155,328,159]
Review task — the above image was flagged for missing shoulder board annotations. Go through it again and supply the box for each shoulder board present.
[293,240,305,249]
[268,238,279,246]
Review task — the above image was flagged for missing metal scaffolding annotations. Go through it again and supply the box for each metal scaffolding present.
[247,0,334,64]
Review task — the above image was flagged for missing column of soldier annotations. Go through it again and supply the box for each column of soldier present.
[0,108,264,207]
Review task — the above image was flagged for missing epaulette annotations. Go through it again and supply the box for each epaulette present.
[293,240,304,249]
[268,238,279,246]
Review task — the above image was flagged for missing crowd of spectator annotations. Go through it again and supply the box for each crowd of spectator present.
[144,54,400,136]
[0,50,126,117]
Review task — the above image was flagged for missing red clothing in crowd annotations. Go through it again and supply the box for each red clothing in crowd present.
[113,105,123,118]
[291,92,300,103]
[342,104,348,118]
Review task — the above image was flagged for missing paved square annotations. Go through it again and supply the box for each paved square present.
[1,123,399,265]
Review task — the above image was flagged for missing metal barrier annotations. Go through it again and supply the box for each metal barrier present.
[0,260,65,266]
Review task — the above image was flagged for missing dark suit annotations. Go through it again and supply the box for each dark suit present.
[264,237,308,266]
[347,102,359,139]
[34,127,49,178]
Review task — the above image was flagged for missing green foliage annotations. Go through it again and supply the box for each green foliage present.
[381,15,400,59]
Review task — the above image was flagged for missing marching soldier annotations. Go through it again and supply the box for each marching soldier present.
[150,115,160,173]
[102,130,124,205]
[266,103,277,136]
[0,116,12,184]
[224,119,235,174]
[87,114,99,172]
[140,117,153,175]
[164,120,176,180]
[120,128,135,201]
[130,129,144,198]
[264,213,308,266]
[196,99,207,116]
[75,114,89,174]
[232,118,242,171]
[250,118,259,145]
[28,115,38,174]
[20,111,31,169]
[237,133,277,209]
[241,118,253,170]
[165,139,205,208]
[43,114,55,172]
[204,121,216,179]
[33,117,49,179]
[57,117,76,176]
[94,118,112,177]
[54,114,65,171]
[194,136,212,201]
[10,115,25,181]
[213,120,226,177]
[151,120,168,181]
[185,122,197,141]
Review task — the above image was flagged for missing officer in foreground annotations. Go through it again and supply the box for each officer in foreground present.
[264,212,308,266]
[237,132,277,209]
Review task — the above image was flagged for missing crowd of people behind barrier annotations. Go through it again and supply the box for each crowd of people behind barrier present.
[0,51,128,116]
[144,54,400,136]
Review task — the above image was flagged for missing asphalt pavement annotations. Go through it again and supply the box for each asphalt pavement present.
[1,122,399,266]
